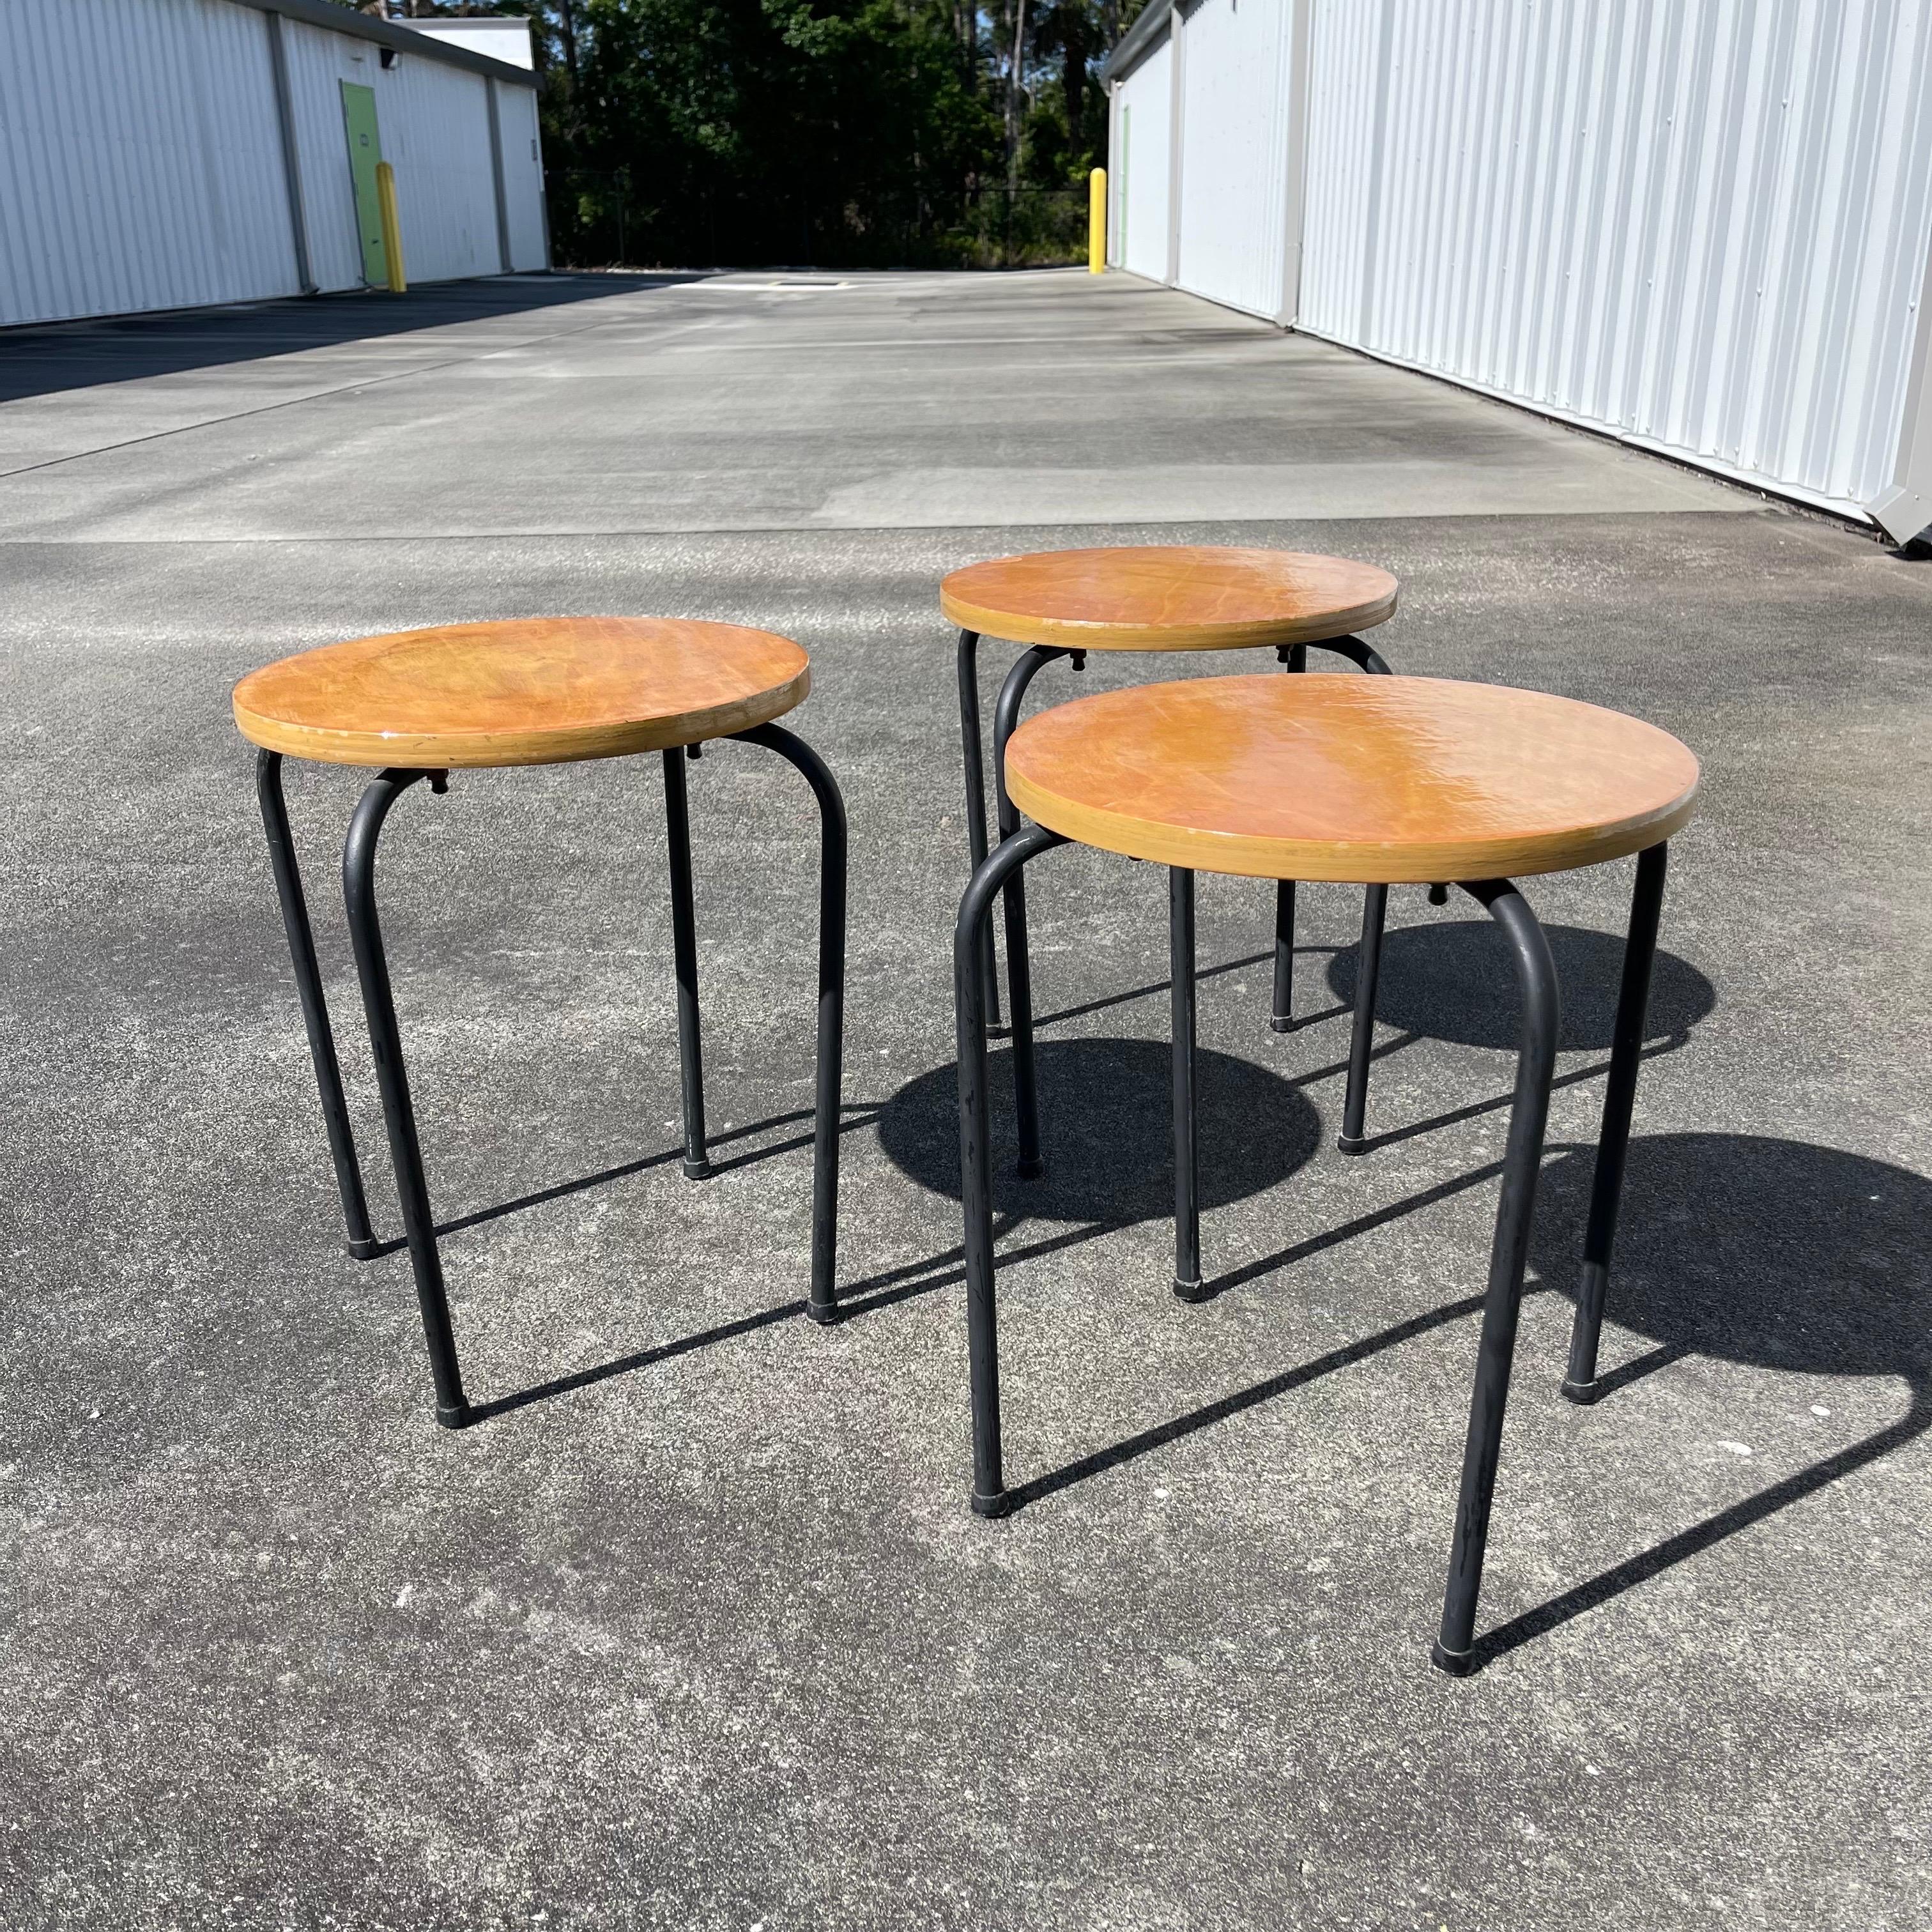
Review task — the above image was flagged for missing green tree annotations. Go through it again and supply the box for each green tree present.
[332,1,1140,268]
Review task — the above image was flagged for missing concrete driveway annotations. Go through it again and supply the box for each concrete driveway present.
[3,268,1928,1930]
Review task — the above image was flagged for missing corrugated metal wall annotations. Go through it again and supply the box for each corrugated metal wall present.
[1113,32,1172,282]
[281,17,505,289]
[496,81,550,273]
[1174,0,1298,321]
[0,0,546,328]
[1297,0,1932,521]
[0,0,302,326]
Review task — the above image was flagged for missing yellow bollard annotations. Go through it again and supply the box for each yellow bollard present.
[376,160,408,293]
[1088,167,1107,273]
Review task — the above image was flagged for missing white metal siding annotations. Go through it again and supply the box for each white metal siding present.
[1114,34,1173,282]
[0,0,300,326]
[496,80,550,273]
[367,55,501,286]
[1298,0,1932,519]
[0,0,545,326]
[281,19,503,291]
[1174,0,1296,319]
[280,18,366,291]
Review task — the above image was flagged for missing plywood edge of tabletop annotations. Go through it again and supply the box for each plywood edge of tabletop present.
[936,585,1399,652]
[229,668,811,769]
[1003,776,1699,883]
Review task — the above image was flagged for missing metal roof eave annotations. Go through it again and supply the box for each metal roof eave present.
[228,0,540,88]
[1100,0,1174,85]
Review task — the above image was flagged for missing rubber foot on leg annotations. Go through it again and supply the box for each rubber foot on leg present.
[1016,1156,1044,1181]
[971,1489,1013,1520]
[345,1236,382,1262]
[1269,1015,1293,1035]
[1430,1639,1476,1678]
[1172,1276,1209,1305]
[1337,1133,1368,1156]
[682,1156,712,1181]
[1560,1377,1602,1406]
[806,1301,840,1328]
[434,1401,473,1430]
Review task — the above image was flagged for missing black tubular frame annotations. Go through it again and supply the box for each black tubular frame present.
[1272,643,1310,1033]
[1429,877,1561,1673]
[735,721,850,1324]
[954,632,1000,1032]
[663,746,710,1179]
[955,822,1068,1512]
[959,627,1409,1278]
[259,728,848,1427]
[1170,866,1204,1301]
[1561,840,1668,1403]
[256,748,379,1259]
[955,625,1400,1127]
[344,766,468,1424]
[1338,885,1389,1154]
[955,831,1672,1669]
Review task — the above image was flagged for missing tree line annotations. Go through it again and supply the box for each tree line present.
[337,2,1148,268]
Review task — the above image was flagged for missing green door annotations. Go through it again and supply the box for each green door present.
[341,82,388,287]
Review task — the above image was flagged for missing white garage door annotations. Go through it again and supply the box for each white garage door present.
[1176,0,1297,319]
[1114,34,1172,282]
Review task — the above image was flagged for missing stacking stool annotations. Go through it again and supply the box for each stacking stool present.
[234,617,847,1427]
[944,543,1412,1153]
[953,673,1699,1671]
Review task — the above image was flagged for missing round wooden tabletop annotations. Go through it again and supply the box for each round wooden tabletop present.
[1003,676,1698,883]
[233,617,811,769]
[939,545,1398,652]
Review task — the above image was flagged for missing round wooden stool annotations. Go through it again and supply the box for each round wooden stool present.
[234,616,848,1429]
[942,544,1406,1135]
[953,673,1699,1674]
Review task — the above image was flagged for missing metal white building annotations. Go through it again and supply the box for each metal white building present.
[0,0,548,330]
[1105,0,1932,540]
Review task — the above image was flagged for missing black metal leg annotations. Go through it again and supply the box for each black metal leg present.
[1310,634,1392,677]
[1004,840,1046,1182]
[730,723,848,1324]
[1170,866,1205,1301]
[256,749,379,1259]
[993,645,1078,1177]
[956,824,1068,1516]
[663,747,709,1180]
[992,645,1075,845]
[1338,883,1388,1153]
[1562,842,1668,1403]
[1270,643,1307,1032]
[1270,878,1298,1034]
[1280,636,1396,1042]
[342,768,469,1429]
[1432,878,1560,1674]
[956,629,1000,1031]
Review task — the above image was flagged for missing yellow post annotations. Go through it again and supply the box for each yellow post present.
[1088,167,1107,272]
[376,160,407,293]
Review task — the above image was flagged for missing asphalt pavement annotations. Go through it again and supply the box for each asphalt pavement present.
[2,267,1928,1930]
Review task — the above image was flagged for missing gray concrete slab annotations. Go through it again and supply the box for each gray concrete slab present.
[1,270,1739,539]
[1,270,1928,1931]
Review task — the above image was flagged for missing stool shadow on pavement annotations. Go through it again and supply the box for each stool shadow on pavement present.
[877,1034,1321,1223]
[1328,917,1717,1052]
[988,1127,1929,1666]
[1467,1130,1932,1668]
[1321,918,1716,1158]
[848,1036,1321,1318]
